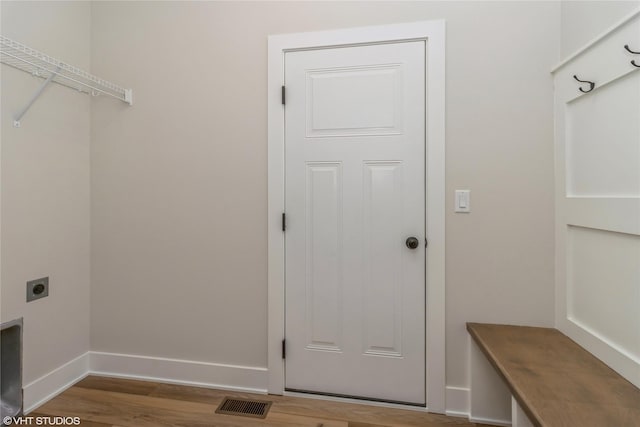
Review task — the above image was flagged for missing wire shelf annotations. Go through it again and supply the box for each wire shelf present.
[0,35,132,105]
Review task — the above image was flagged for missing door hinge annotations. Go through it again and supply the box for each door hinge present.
[282,212,286,232]
[282,339,286,359]
[281,86,286,105]
[425,237,428,248]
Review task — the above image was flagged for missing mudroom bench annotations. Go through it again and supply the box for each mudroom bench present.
[467,323,640,427]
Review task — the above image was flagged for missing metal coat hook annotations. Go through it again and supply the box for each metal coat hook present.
[624,44,640,68]
[624,44,640,54]
[573,75,595,93]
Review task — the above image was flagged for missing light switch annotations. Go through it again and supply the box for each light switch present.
[455,190,470,213]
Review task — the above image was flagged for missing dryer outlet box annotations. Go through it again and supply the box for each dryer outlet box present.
[26,277,49,302]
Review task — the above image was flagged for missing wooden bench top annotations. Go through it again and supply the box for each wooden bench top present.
[467,323,640,427]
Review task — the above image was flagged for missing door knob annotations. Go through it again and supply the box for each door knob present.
[406,237,419,249]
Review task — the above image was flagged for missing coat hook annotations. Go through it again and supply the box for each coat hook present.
[573,75,595,93]
[624,45,640,67]
[624,44,640,54]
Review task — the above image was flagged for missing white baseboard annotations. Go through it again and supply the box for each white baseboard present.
[470,416,512,426]
[23,352,90,413]
[445,386,511,426]
[23,351,268,414]
[89,351,268,394]
[24,353,506,427]
[445,386,469,418]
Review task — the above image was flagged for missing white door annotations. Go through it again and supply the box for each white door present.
[284,41,426,405]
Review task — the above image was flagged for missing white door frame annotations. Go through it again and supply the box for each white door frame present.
[267,20,446,413]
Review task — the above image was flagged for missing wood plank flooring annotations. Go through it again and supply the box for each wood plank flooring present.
[30,376,497,427]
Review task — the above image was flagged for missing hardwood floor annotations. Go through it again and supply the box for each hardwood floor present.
[29,376,497,427]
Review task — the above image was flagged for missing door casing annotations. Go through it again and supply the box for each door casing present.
[267,20,446,413]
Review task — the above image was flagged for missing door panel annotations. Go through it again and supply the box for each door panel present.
[362,161,404,357]
[306,65,403,137]
[305,162,343,352]
[285,41,426,404]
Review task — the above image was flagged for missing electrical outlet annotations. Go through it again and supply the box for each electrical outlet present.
[26,277,49,302]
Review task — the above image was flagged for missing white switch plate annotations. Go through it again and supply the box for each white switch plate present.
[455,190,470,213]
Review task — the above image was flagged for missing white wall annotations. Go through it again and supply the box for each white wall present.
[561,0,640,57]
[0,0,91,387]
[89,0,559,396]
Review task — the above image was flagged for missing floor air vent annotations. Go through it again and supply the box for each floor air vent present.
[215,397,272,419]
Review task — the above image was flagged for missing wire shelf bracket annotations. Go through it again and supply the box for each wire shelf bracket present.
[1,35,133,127]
